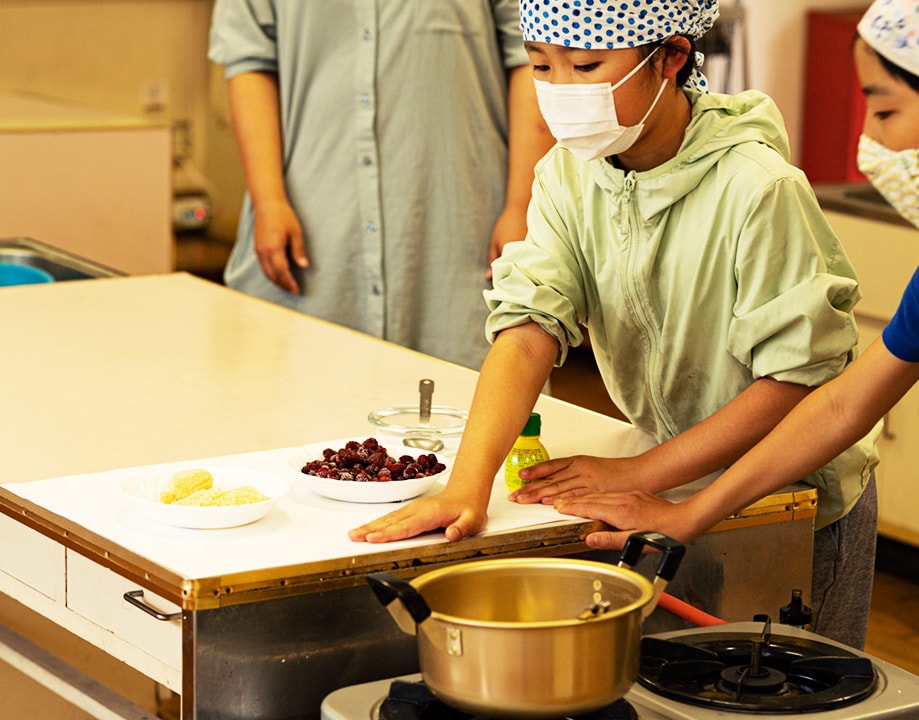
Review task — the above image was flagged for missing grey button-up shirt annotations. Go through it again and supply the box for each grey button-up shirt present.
[209,0,529,369]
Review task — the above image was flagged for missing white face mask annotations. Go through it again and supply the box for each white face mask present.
[857,133,919,229]
[534,48,667,162]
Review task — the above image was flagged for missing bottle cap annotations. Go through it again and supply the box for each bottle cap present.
[521,412,541,436]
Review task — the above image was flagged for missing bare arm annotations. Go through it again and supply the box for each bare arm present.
[349,322,557,543]
[515,375,813,502]
[680,337,919,534]
[488,65,555,273]
[634,376,815,492]
[227,71,308,293]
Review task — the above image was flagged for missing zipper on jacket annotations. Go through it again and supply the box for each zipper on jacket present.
[619,175,635,234]
[621,171,678,438]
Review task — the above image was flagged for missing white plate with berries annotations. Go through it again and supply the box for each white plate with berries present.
[289,437,449,504]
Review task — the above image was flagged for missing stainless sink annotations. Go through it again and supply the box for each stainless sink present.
[0,237,123,281]
[814,182,912,228]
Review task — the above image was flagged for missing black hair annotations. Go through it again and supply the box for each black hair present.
[877,51,919,93]
[638,35,698,88]
[854,32,919,93]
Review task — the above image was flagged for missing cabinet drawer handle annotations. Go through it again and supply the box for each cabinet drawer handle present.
[123,589,181,621]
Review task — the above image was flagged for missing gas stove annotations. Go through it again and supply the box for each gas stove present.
[321,622,919,720]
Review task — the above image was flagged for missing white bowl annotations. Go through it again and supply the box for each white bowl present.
[121,466,288,529]
[289,441,448,504]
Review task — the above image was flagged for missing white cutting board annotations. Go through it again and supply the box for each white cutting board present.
[1,434,599,580]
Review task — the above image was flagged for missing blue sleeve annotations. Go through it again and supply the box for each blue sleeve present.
[883,266,919,362]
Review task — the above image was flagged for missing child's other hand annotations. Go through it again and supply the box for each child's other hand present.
[509,454,644,505]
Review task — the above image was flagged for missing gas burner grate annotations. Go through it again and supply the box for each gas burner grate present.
[378,681,637,720]
[638,630,878,713]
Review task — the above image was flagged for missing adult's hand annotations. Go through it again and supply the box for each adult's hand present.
[252,199,308,294]
[349,488,487,544]
[226,71,308,294]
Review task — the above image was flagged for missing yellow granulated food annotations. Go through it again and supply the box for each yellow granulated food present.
[220,486,270,505]
[160,468,214,504]
[173,488,228,506]
[172,485,270,507]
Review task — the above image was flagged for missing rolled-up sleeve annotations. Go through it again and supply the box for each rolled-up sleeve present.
[208,0,279,77]
[727,177,861,385]
[485,169,586,364]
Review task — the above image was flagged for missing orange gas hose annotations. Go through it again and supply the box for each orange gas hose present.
[659,591,728,626]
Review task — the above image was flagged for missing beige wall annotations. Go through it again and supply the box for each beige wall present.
[0,0,212,159]
[203,48,246,241]
[0,0,245,240]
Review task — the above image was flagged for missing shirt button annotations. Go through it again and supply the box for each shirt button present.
[360,93,371,107]
[362,156,373,166]
[366,221,377,233]
[371,284,382,296]
[362,29,372,41]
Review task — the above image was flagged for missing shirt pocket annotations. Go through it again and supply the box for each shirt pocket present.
[409,0,487,37]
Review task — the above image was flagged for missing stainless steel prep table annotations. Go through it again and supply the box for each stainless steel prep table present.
[0,274,818,719]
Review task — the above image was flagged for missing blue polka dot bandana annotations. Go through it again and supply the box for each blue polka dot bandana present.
[520,0,720,90]
[858,0,919,77]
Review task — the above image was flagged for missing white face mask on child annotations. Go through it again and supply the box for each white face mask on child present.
[857,133,919,229]
[534,48,666,162]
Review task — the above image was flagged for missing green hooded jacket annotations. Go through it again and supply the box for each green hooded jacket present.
[486,89,879,529]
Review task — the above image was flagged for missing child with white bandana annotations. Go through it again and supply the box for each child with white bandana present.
[351,0,880,648]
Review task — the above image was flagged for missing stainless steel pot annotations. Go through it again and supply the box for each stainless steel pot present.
[367,531,684,719]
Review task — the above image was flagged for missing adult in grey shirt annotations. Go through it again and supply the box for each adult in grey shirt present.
[209,0,552,369]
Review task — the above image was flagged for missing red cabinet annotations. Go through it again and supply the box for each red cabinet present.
[800,9,868,183]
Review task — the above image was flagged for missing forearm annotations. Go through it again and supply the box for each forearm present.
[447,323,558,504]
[226,71,288,208]
[504,65,555,215]
[640,377,814,493]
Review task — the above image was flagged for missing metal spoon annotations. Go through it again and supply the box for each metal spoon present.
[418,379,434,427]
[403,379,444,452]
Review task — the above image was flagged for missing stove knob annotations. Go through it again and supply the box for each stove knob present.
[780,589,813,627]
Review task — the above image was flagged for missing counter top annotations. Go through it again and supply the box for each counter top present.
[1,273,648,482]
[815,182,914,228]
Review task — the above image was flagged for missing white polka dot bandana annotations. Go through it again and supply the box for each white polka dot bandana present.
[520,0,719,91]
[858,0,919,77]
[520,0,719,48]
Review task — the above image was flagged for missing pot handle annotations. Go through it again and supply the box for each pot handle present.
[617,531,686,620]
[366,572,432,636]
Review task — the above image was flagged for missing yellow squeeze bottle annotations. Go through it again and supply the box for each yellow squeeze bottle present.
[504,413,549,494]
